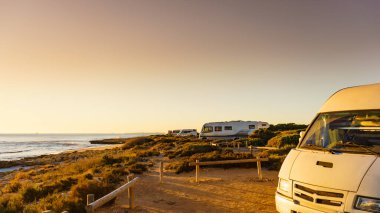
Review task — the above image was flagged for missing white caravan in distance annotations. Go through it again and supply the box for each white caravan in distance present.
[177,129,198,137]
[276,83,380,213]
[199,120,269,140]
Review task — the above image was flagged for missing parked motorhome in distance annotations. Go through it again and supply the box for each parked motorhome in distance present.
[199,121,269,140]
[170,130,180,135]
[177,129,198,137]
[276,83,380,213]
[168,129,198,136]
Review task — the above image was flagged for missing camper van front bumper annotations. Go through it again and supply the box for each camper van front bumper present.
[276,192,325,213]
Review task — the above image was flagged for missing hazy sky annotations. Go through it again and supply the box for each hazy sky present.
[1,0,380,133]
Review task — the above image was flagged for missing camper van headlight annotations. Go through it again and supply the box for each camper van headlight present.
[355,196,380,212]
[278,178,290,192]
[278,178,291,193]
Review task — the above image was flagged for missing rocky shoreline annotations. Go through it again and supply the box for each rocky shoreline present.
[89,138,127,144]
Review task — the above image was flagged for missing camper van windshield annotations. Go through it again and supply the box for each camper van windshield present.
[300,110,380,155]
[202,126,213,133]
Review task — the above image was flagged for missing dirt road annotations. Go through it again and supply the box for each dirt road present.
[98,159,278,213]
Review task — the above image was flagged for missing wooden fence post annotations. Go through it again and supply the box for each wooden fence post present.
[160,161,164,183]
[256,156,262,180]
[245,141,248,147]
[195,159,200,183]
[249,146,253,155]
[86,194,94,213]
[237,142,240,150]
[127,174,135,209]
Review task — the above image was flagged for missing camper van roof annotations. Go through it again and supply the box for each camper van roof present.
[205,121,265,125]
[319,83,380,113]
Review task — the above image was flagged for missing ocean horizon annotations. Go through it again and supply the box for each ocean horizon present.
[0,133,160,161]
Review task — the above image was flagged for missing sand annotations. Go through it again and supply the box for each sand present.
[97,158,278,213]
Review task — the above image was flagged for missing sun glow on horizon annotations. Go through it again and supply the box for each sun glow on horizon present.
[1,0,380,133]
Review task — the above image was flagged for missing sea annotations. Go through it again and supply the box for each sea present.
[0,133,157,161]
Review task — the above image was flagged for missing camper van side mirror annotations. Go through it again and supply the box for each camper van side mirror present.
[299,131,305,143]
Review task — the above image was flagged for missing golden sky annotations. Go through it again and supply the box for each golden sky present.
[1,0,380,133]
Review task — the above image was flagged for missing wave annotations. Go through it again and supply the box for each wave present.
[0,150,31,154]
[0,140,88,144]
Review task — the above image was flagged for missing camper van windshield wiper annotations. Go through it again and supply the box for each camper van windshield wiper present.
[302,144,333,153]
[330,142,380,155]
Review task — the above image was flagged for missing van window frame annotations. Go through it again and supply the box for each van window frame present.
[224,126,232,130]
[215,126,223,131]
[298,109,380,154]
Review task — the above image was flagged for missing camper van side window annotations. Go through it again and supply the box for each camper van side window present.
[215,126,222,131]
[249,125,256,129]
[224,126,232,130]
[262,124,267,126]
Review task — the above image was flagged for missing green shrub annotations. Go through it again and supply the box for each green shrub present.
[267,131,300,148]
[263,154,287,170]
[84,173,93,180]
[167,150,254,174]
[137,150,160,157]
[249,128,277,145]
[0,194,24,213]
[168,143,219,159]
[26,177,79,201]
[101,155,123,165]
[70,180,114,206]
[128,163,147,174]
[268,123,308,131]
[250,138,266,146]
[110,167,129,176]
[121,137,154,149]
[2,180,21,193]
[20,184,40,203]
[258,144,296,170]
[96,167,126,185]
[151,142,175,152]
[23,194,84,213]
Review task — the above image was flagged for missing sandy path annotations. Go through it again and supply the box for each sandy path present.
[98,158,278,213]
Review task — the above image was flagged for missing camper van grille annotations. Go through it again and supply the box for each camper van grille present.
[295,184,344,198]
[293,182,346,211]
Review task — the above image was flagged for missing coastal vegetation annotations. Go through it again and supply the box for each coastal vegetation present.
[0,123,306,212]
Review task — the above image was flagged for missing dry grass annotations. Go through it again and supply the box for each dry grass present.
[0,143,160,212]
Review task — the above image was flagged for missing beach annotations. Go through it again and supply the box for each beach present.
[0,133,155,161]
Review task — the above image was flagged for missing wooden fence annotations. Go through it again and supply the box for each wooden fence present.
[189,157,268,183]
[85,175,139,213]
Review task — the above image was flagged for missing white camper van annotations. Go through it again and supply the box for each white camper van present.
[177,129,198,137]
[199,120,269,140]
[276,83,380,213]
